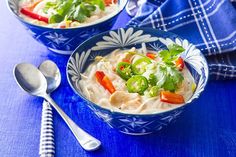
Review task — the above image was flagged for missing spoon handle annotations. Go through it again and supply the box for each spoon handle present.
[43,94,101,151]
[39,101,55,157]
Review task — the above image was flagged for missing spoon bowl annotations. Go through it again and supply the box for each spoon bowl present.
[14,63,47,96]
[39,60,61,93]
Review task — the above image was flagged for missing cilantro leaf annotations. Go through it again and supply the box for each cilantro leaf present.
[156,65,167,87]
[49,14,64,23]
[43,2,57,14]
[73,3,93,22]
[150,64,184,92]
[57,0,73,16]
[162,77,176,92]
[47,0,105,24]
[168,44,185,55]
[167,66,184,84]
[73,8,87,22]
[148,74,157,86]
[159,50,171,64]
[159,44,185,65]
[84,0,105,10]
[161,65,184,92]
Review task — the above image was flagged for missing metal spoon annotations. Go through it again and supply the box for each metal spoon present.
[38,60,61,157]
[13,63,101,151]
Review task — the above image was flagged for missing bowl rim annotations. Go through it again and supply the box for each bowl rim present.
[6,0,128,30]
[66,27,209,117]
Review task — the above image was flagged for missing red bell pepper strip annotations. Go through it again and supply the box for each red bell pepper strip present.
[20,8,48,23]
[104,0,117,6]
[146,53,156,60]
[160,91,185,104]
[95,71,105,84]
[95,71,116,94]
[175,57,184,71]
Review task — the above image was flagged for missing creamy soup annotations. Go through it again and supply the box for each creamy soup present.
[79,45,196,114]
[19,0,118,28]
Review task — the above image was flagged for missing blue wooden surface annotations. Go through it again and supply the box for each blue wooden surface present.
[1,1,236,157]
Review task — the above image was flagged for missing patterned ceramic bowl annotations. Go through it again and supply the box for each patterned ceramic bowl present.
[7,0,127,55]
[67,27,209,135]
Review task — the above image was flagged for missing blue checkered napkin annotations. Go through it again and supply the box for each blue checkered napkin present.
[126,0,236,80]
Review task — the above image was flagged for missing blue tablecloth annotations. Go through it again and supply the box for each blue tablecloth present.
[1,1,236,157]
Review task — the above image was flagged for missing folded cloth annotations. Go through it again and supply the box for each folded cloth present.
[126,0,236,80]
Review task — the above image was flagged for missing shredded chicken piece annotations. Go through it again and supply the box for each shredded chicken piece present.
[109,91,142,110]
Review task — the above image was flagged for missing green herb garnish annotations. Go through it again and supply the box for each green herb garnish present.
[148,73,157,86]
[158,64,184,92]
[44,0,105,24]
[116,44,185,96]
[159,44,185,65]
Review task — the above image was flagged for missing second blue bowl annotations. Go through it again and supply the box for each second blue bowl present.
[7,0,127,54]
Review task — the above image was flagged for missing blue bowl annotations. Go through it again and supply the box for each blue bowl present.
[7,0,127,54]
[67,27,209,135]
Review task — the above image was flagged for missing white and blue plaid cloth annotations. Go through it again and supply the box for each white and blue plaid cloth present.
[126,0,236,80]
